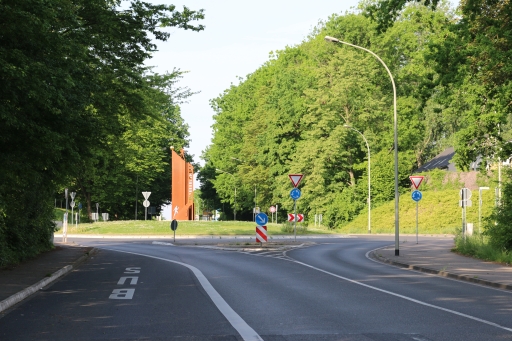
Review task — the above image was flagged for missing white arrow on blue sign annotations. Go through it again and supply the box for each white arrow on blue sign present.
[412,190,422,202]
[255,213,268,226]
[290,188,301,200]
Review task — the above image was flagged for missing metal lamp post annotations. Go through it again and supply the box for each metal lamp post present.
[343,125,371,234]
[216,169,237,221]
[325,36,399,255]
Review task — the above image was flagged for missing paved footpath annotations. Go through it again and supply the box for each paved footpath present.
[2,236,512,315]
[0,242,92,315]
[372,237,512,290]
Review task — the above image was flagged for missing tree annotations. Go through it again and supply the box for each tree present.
[0,0,204,267]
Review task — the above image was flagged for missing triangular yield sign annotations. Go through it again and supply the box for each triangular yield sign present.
[409,176,424,190]
[289,174,304,188]
[142,191,151,200]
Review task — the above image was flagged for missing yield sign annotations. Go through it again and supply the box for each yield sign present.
[409,176,424,190]
[289,174,304,188]
[142,191,151,200]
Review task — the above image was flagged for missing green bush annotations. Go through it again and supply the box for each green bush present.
[0,180,55,268]
[280,221,308,234]
[483,168,512,252]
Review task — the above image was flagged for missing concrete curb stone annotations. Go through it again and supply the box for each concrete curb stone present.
[0,248,96,313]
[370,250,512,292]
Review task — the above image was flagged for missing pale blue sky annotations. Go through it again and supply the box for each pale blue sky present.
[145,0,361,165]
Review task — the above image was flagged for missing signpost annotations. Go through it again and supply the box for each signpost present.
[70,192,76,225]
[269,206,276,223]
[409,176,425,244]
[255,213,268,244]
[289,174,303,241]
[142,192,151,221]
[170,219,178,242]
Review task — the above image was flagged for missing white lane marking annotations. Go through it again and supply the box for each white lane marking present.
[291,258,512,333]
[365,247,512,295]
[125,267,141,274]
[118,276,138,285]
[102,248,263,341]
[152,241,174,246]
[109,289,135,299]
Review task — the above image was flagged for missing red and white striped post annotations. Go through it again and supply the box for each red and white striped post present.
[256,225,267,244]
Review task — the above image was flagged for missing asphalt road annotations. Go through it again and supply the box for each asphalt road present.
[1,236,512,340]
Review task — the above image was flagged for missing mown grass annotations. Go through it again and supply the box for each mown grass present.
[454,234,512,265]
[58,219,337,236]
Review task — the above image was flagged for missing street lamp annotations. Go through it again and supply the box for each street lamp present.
[344,125,371,234]
[216,169,237,221]
[325,36,400,255]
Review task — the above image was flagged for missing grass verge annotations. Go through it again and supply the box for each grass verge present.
[58,220,338,236]
[454,234,512,265]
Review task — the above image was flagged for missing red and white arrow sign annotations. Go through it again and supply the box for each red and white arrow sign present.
[256,225,267,243]
[289,174,304,188]
[287,214,304,222]
[409,176,425,189]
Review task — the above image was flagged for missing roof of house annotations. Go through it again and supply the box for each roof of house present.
[414,147,484,173]
[414,147,456,173]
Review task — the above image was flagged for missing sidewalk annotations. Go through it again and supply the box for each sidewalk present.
[371,238,512,290]
[0,242,93,314]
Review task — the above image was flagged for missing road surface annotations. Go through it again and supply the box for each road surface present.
[1,236,511,340]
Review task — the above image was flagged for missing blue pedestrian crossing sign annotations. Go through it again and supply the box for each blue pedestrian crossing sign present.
[290,188,301,200]
[255,213,268,226]
[412,190,422,202]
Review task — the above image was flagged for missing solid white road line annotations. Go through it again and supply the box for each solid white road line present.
[102,247,263,341]
[152,241,175,246]
[292,258,512,333]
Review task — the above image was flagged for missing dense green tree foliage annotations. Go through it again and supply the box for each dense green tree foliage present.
[201,3,449,226]
[0,0,204,266]
[201,0,512,230]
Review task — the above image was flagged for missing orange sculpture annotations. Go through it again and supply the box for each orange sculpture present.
[171,147,194,220]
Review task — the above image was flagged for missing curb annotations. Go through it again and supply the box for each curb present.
[0,248,95,314]
[54,234,355,239]
[370,251,512,292]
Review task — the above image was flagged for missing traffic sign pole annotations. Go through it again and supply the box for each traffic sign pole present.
[414,192,419,244]
[411,190,422,244]
[293,199,297,241]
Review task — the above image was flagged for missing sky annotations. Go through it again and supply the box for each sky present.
[145,0,361,166]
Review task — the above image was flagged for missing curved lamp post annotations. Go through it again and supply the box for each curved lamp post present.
[216,169,237,221]
[326,36,400,255]
[344,125,371,234]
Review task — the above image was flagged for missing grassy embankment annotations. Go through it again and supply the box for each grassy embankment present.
[342,188,495,235]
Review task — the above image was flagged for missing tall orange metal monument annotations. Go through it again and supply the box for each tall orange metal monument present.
[171,147,194,220]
